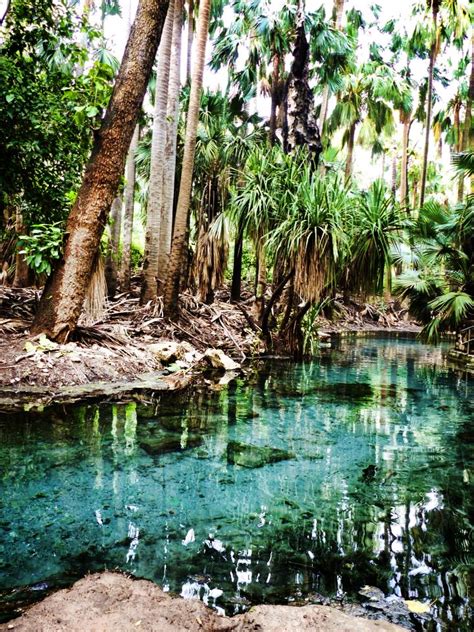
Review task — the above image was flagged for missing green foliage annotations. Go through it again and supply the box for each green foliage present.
[0,0,118,226]
[17,222,63,276]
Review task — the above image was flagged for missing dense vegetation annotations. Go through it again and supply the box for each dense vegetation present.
[0,0,472,353]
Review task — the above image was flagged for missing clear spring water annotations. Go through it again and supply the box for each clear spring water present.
[0,337,472,629]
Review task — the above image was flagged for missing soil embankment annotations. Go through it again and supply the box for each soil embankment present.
[0,572,405,632]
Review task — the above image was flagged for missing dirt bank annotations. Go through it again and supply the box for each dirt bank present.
[0,572,405,632]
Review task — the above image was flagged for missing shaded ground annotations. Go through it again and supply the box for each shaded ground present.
[0,285,419,397]
[0,572,405,632]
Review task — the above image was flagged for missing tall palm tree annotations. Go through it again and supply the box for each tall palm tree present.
[156,0,183,293]
[318,0,345,136]
[141,0,175,303]
[163,0,211,319]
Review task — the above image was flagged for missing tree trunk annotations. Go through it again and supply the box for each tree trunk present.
[268,52,279,146]
[163,0,211,319]
[13,210,30,288]
[31,0,170,342]
[120,124,139,290]
[318,0,344,136]
[104,196,122,297]
[285,6,322,168]
[458,30,473,201]
[231,221,243,302]
[141,0,175,303]
[254,241,266,321]
[400,112,410,208]
[420,2,439,208]
[391,153,397,198]
[186,0,194,84]
[157,0,183,294]
[345,121,356,180]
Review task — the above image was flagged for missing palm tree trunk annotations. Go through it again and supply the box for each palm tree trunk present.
[458,30,473,201]
[420,1,439,208]
[345,121,356,180]
[318,0,344,136]
[120,124,139,290]
[400,112,410,208]
[391,154,397,197]
[254,241,266,321]
[157,0,183,294]
[186,0,194,84]
[31,0,170,342]
[141,0,175,303]
[104,195,122,297]
[231,221,244,302]
[269,52,279,145]
[163,0,211,319]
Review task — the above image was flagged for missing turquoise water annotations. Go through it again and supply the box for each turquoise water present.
[0,337,472,628]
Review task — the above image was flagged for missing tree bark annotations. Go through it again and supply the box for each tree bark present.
[345,121,356,180]
[400,112,410,209]
[13,210,30,288]
[268,52,280,146]
[157,0,183,294]
[31,0,170,342]
[120,124,139,290]
[186,0,194,84]
[285,6,322,167]
[458,30,473,201]
[104,196,122,297]
[141,0,175,303]
[163,0,210,319]
[420,1,439,208]
[231,221,243,302]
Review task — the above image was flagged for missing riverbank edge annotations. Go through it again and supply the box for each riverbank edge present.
[0,571,406,632]
[0,328,428,413]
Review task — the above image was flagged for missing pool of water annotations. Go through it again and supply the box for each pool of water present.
[0,337,472,628]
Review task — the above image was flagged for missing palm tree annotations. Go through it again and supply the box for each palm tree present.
[419,0,470,207]
[141,0,175,303]
[120,124,139,290]
[318,0,345,136]
[163,0,211,319]
[32,0,171,341]
[156,0,184,293]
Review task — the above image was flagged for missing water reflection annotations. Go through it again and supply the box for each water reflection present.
[0,337,472,630]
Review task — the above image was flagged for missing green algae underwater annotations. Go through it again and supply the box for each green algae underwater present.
[0,337,472,629]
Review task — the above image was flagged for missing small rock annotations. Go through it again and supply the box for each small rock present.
[204,348,240,371]
[148,341,182,363]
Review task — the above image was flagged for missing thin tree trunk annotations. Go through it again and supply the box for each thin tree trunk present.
[458,30,473,201]
[420,2,439,208]
[105,196,122,297]
[120,124,139,290]
[269,52,279,146]
[13,210,30,288]
[391,153,397,198]
[400,112,410,208]
[31,0,170,342]
[163,0,211,319]
[345,121,356,180]
[141,0,175,303]
[231,221,243,302]
[157,0,183,294]
[186,0,194,84]
[254,242,267,322]
[318,0,344,136]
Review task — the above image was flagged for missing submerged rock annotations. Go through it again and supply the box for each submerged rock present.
[227,440,295,468]
[140,432,202,456]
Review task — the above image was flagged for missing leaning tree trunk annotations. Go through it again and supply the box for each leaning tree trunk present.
[163,0,211,319]
[120,123,139,290]
[420,1,439,208]
[285,7,322,167]
[141,0,175,303]
[31,0,170,342]
[156,0,183,294]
